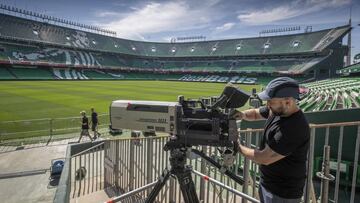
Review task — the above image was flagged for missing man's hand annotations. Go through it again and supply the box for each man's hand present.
[229,109,244,120]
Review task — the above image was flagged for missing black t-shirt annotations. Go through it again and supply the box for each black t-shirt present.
[91,112,98,124]
[82,116,89,129]
[259,106,310,199]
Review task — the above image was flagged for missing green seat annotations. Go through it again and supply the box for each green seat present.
[0,68,15,79]
[11,67,53,79]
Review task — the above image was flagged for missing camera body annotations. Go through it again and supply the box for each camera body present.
[110,100,180,135]
[176,96,239,147]
[110,85,250,147]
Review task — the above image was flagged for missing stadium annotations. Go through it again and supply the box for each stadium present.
[0,1,359,203]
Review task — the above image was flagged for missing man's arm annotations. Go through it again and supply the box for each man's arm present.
[233,108,266,121]
[238,142,285,165]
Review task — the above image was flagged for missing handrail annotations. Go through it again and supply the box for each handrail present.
[310,121,360,128]
[193,170,260,203]
[239,121,360,133]
[84,119,359,203]
[71,142,104,157]
[103,181,157,203]
[111,134,170,141]
[239,128,264,133]
[0,118,52,123]
[0,114,109,123]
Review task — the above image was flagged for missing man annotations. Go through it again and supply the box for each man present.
[232,77,310,203]
[78,111,93,142]
[90,108,100,139]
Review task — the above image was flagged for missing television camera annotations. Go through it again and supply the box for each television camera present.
[110,84,250,149]
[109,84,250,203]
[249,88,263,108]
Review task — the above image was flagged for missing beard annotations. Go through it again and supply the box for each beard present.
[270,106,286,116]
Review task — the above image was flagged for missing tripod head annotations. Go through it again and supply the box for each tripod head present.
[145,139,245,203]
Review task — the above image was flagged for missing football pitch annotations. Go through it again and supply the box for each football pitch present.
[0,80,260,140]
[0,80,260,122]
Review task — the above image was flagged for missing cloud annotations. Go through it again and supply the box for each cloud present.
[95,11,121,17]
[215,22,235,32]
[238,6,299,25]
[238,0,351,25]
[101,1,216,40]
[204,0,222,7]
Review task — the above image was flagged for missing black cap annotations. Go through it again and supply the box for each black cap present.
[257,77,300,101]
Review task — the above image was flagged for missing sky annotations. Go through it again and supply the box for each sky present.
[1,0,360,61]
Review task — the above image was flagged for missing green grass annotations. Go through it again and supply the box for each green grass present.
[0,81,260,121]
[0,81,260,140]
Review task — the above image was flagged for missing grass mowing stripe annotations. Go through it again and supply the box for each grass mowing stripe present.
[0,81,261,140]
[0,81,260,122]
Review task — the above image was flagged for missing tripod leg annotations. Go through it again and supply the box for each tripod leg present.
[176,166,200,203]
[145,169,171,203]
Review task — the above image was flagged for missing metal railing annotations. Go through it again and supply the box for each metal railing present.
[102,136,260,203]
[103,136,169,202]
[61,121,360,202]
[70,142,105,198]
[101,121,360,203]
[239,121,360,203]
[0,114,110,145]
[306,122,360,203]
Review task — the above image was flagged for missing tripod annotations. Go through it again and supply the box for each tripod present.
[145,142,244,203]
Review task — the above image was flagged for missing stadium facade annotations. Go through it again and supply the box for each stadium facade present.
[0,12,352,84]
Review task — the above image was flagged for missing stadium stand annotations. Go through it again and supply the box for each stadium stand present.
[52,68,89,80]
[337,62,360,75]
[299,78,360,112]
[0,41,331,75]
[0,67,15,79]
[0,12,348,57]
[0,11,352,81]
[8,66,54,79]
[83,69,114,80]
